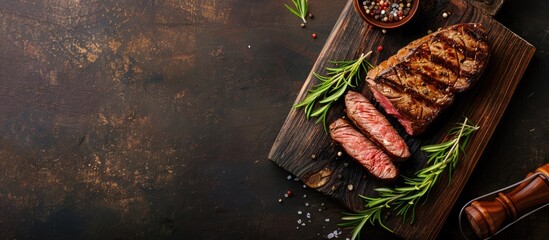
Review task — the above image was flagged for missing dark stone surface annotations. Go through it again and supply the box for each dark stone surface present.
[0,0,546,239]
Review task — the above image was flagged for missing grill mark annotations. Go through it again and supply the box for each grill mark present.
[454,44,462,82]
[414,45,461,76]
[434,31,489,78]
[461,25,489,45]
[377,76,440,108]
[413,41,481,90]
[392,64,453,106]
[399,58,456,92]
[434,33,487,60]
[373,82,419,122]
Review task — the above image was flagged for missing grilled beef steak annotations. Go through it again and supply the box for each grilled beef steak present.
[367,23,490,135]
[345,90,410,160]
[329,118,398,180]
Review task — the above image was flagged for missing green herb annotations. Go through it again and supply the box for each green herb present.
[294,52,373,129]
[340,117,480,240]
[284,0,309,24]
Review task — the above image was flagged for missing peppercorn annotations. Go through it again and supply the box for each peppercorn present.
[311,33,317,39]
[287,190,293,197]
[362,0,414,23]
[377,45,383,52]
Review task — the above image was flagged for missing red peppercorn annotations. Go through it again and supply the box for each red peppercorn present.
[287,190,293,197]
[377,45,383,52]
[312,33,317,39]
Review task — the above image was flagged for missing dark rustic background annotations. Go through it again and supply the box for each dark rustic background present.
[0,0,546,239]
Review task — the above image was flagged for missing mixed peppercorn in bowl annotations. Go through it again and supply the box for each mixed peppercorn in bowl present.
[353,0,419,29]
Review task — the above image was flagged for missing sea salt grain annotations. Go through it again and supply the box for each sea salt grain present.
[327,230,342,239]
[287,175,292,180]
[298,211,302,215]
[306,212,311,219]
[325,218,330,222]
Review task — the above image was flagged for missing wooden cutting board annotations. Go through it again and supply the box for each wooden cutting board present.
[268,0,534,239]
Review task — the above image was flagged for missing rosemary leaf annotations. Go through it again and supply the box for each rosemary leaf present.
[284,0,308,23]
[294,52,372,131]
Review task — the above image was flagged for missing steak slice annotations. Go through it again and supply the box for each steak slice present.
[329,118,398,180]
[367,23,490,135]
[345,90,410,160]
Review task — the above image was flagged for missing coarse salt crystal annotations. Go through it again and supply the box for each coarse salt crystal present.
[297,219,302,224]
[327,233,335,239]
[303,194,307,198]
[305,202,309,206]
[306,212,311,218]
[347,184,354,191]
[287,175,292,180]
[298,211,302,215]
[325,218,330,222]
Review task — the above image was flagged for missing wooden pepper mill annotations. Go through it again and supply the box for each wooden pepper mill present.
[464,163,549,239]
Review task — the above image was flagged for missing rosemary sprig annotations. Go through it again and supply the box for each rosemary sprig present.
[340,117,480,240]
[284,0,308,24]
[294,52,373,129]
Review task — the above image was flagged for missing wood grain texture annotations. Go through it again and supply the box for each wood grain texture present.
[268,0,535,239]
[464,0,505,15]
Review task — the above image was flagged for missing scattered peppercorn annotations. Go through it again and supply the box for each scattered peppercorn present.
[287,190,293,197]
[312,33,317,39]
[377,45,383,52]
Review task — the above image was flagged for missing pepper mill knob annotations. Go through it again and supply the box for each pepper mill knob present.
[464,163,549,239]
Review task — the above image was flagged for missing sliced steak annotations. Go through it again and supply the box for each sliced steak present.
[329,118,398,180]
[345,90,410,160]
[367,23,490,135]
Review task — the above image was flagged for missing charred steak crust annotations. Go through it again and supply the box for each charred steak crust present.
[329,118,398,180]
[345,91,410,160]
[367,23,490,135]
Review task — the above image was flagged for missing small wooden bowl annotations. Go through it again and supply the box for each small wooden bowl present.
[353,0,419,29]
